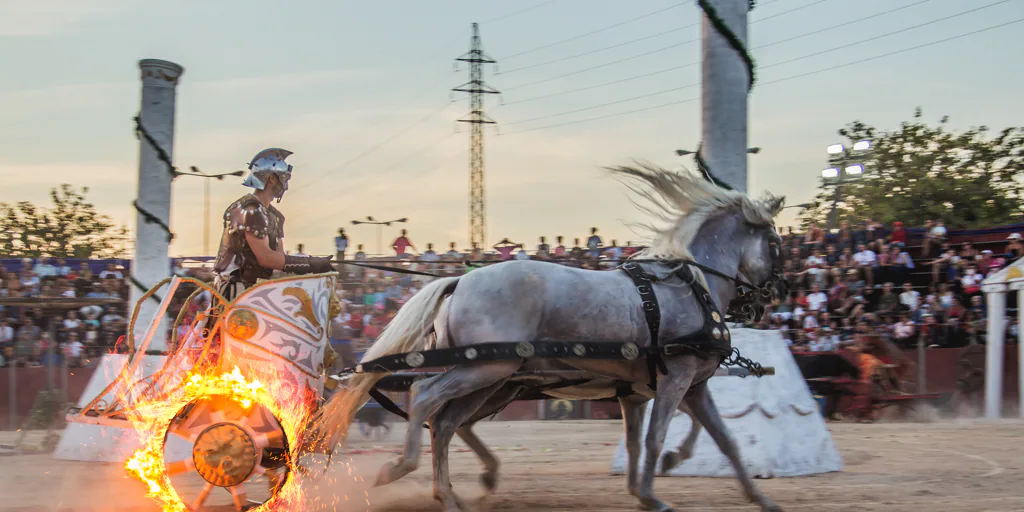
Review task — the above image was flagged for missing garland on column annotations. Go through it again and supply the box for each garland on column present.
[131,114,179,303]
[694,0,756,191]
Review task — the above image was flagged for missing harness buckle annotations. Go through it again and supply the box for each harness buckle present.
[637,285,651,295]
[642,301,657,311]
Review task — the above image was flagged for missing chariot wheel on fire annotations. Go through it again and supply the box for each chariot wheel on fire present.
[65,271,340,511]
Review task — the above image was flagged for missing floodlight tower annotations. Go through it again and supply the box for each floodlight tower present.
[821,140,872,229]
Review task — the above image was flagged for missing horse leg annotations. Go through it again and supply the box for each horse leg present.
[659,403,703,474]
[429,383,505,511]
[618,394,648,499]
[374,362,517,488]
[456,425,500,493]
[636,358,699,512]
[684,381,782,512]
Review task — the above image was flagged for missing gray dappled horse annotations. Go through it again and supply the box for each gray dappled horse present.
[307,164,786,511]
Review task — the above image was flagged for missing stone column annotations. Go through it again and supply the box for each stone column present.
[700,0,750,193]
[982,282,1006,419]
[130,59,184,352]
[1013,278,1024,418]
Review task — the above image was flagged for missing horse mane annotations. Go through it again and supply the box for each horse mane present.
[605,162,785,261]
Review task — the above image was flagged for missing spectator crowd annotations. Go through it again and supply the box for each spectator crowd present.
[760,218,1022,353]
[3,220,1023,370]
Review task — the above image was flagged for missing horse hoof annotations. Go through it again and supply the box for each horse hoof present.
[638,497,676,512]
[481,471,498,492]
[659,452,681,474]
[374,461,397,487]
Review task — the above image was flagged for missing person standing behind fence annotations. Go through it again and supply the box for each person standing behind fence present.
[392,229,416,259]
[586,227,603,258]
[335,228,349,261]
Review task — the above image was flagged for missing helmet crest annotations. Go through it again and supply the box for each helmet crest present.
[243,148,293,200]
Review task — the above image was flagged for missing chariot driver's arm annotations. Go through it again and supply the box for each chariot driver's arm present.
[213,148,333,292]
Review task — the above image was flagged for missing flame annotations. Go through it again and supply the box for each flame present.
[123,364,317,511]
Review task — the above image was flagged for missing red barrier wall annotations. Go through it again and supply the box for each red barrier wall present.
[0,366,98,430]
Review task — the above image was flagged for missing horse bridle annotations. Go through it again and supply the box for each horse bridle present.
[672,238,784,324]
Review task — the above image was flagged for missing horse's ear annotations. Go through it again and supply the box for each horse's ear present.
[764,195,785,217]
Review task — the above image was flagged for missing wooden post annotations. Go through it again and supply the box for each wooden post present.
[916,330,926,394]
[7,361,16,430]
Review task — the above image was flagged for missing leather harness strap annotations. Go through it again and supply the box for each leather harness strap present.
[618,262,669,390]
[618,262,732,391]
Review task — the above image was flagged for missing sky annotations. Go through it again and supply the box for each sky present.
[1,0,1022,257]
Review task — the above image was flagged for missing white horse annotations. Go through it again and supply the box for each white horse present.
[307,164,786,511]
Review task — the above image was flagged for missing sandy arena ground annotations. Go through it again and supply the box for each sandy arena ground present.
[2,419,1024,512]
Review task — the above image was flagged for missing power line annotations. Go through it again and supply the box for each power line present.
[289,1,558,195]
[750,0,831,24]
[499,26,686,75]
[760,0,1010,71]
[291,101,455,193]
[506,80,699,125]
[753,0,932,50]
[759,16,1024,86]
[498,0,947,107]
[501,16,1024,135]
[502,0,833,91]
[482,0,562,24]
[501,96,700,135]
[502,62,697,106]
[500,2,686,61]
[303,136,462,228]
[504,38,699,91]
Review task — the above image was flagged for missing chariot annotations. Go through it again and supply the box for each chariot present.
[65,272,339,511]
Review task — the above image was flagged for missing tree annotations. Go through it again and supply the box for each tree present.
[0,184,132,259]
[799,109,1024,230]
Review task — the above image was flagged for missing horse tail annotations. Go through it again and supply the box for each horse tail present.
[303,276,461,452]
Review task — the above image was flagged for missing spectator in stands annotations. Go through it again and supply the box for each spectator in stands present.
[493,238,522,260]
[570,239,583,260]
[392,229,416,258]
[1005,233,1023,262]
[586,227,603,258]
[961,263,983,297]
[836,221,853,251]
[853,243,877,287]
[899,282,920,311]
[34,258,57,278]
[99,263,122,280]
[807,284,828,312]
[605,240,623,261]
[335,228,349,260]
[931,244,959,283]
[553,236,567,257]
[889,221,907,247]
[419,243,439,263]
[536,236,551,260]
[804,221,824,247]
[877,283,899,316]
[444,242,461,260]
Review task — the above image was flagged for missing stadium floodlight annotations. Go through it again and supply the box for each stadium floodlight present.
[826,144,845,155]
[852,140,871,151]
[845,164,864,175]
[822,168,840,179]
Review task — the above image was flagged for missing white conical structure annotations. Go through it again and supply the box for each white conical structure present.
[611,328,843,477]
[53,353,194,462]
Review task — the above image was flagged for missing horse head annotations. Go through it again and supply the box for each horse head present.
[605,163,787,322]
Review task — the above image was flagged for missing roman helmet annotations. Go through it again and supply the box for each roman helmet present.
[243,148,293,202]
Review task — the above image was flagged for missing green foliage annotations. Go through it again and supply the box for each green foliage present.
[0,184,132,259]
[799,109,1024,229]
